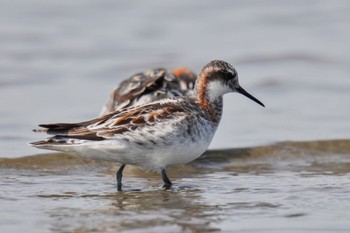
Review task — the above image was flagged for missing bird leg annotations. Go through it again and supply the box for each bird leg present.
[161,168,172,189]
[116,164,126,191]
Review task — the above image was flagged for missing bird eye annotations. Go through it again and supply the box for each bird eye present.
[222,70,236,79]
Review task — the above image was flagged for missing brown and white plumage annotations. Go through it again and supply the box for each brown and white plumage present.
[33,98,204,146]
[100,67,197,115]
[31,60,264,190]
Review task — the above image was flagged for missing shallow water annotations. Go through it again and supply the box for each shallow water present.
[1,0,350,232]
[1,140,350,232]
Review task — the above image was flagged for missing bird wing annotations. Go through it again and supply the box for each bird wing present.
[34,98,190,141]
[103,68,177,111]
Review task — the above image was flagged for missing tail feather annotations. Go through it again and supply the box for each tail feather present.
[32,123,81,136]
[33,112,115,136]
[32,128,48,133]
[38,123,80,130]
[30,139,53,146]
[32,121,105,144]
[30,136,86,149]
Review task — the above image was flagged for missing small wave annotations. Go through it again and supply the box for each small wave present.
[200,139,350,162]
[1,139,349,173]
[0,153,97,170]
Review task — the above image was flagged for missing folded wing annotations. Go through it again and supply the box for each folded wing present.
[32,99,189,144]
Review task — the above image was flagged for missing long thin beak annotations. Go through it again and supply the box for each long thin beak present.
[237,86,265,107]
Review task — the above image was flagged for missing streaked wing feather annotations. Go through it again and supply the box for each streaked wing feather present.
[90,102,187,139]
[35,99,188,141]
[108,69,167,109]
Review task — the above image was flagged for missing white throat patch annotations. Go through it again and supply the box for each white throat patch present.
[206,80,231,101]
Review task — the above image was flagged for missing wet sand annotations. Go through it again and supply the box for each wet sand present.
[1,139,350,232]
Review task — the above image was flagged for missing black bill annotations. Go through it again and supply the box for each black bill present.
[237,86,265,107]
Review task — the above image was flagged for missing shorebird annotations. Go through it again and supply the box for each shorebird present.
[31,60,264,191]
[100,67,197,115]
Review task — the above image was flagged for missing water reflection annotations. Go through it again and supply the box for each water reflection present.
[41,185,221,232]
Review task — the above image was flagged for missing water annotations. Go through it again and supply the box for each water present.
[1,0,350,232]
[1,140,350,232]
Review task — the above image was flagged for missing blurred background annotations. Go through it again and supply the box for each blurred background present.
[1,0,349,157]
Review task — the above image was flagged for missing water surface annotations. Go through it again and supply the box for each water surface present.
[1,140,350,232]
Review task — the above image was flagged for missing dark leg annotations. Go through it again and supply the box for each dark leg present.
[116,164,126,191]
[161,168,172,189]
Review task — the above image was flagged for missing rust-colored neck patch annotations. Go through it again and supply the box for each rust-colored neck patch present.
[196,72,209,111]
[196,70,223,123]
